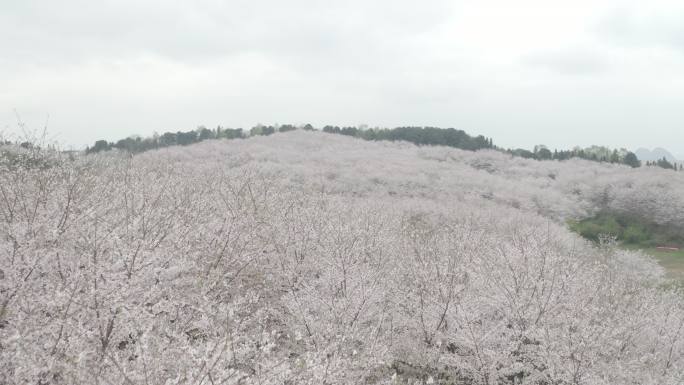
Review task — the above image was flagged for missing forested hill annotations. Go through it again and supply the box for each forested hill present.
[4,129,684,384]
[82,124,667,169]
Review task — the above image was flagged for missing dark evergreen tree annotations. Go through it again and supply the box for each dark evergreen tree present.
[623,152,641,168]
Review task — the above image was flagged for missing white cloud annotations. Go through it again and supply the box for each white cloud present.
[522,49,607,75]
[597,5,684,52]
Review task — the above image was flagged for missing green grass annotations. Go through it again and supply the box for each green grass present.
[568,212,684,248]
[569,213,684,282]
[629,246,684,281]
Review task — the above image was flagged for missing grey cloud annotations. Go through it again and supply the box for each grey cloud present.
[2,0,684,155]
[596,7,684,52]
[523,49,607,75]
[0,0,453,68]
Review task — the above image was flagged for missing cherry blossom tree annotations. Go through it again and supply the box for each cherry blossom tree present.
[1,131,683,384]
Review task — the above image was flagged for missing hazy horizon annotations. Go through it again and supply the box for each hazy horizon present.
[2,0,684,156]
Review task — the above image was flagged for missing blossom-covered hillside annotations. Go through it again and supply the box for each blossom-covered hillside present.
[186,130,684,228]
[1,131,683,384]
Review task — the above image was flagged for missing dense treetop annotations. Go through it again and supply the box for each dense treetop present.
[3,130,683,384]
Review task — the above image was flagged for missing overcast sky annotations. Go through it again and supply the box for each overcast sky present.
[2,0,684,156]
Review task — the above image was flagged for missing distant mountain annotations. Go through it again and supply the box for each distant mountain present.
[634,147,678,162]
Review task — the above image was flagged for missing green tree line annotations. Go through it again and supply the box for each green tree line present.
[85,124,494,154]
[507,145,642,168]
[644,157,683,171]
[86,126,244,154]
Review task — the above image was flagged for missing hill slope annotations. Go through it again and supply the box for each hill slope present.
[635,147,678,162]
[1,131,683,384]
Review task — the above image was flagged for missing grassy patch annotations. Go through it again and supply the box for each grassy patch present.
[568,212,684,248]
[621,244,684,281]
[570,213,684,280]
